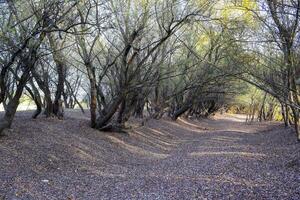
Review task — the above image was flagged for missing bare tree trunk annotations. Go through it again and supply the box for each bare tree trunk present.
[44,96,54,117]
[86,64,97,128]
[65,80,85,113]
[205,101,217,117]
[63,91,69,109]
[171,103,191,121]
[96,95,124,129]
[25,79,43,119]
[285,104,290,126]
[48,35,66,119]
[134,98,145,118]
[258,93,267,122]
[75,27,98,127]
[117,99,126,124]
[32,70,54,117]
[0,67,8,105]
[53,62,65,119]
[0,67,31,134]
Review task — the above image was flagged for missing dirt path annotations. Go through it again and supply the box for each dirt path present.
[0,111,299,199]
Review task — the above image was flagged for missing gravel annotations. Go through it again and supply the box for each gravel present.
[0,111,299,200]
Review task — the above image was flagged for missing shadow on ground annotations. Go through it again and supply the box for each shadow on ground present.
[0,111,299,199]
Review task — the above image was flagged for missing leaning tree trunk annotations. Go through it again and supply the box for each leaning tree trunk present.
[25,79,43,119]
[0,27,44,133]
[171,103,192,121]
[65,80,85,113]
[205,101,217,117]
[0,66,31,134]
[96,95,124,130]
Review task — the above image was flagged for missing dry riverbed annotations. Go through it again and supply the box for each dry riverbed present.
[0,111,299,199]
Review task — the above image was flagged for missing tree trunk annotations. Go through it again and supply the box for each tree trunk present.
[53,63,65,119]
[32,70,55,117]
[96,95,124,129]
[171,103,191,121]
[44,93,54,117]
[258,93,267,122]
[85,63,97,128]
[291,108,300,139]
[117,99,126,124]
[25,80,43,119]
[0,67,31,134]
[63,91,69,109]
[48,35,66,119]
[281,103,289,127]
[205,101,217,117]
[134,98,145,118]
[0,67,8,105]
[65,80,85,113]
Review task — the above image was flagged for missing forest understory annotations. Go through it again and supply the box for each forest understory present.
[0,110,299,200]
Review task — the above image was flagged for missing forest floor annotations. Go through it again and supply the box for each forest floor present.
[0,110,299,200]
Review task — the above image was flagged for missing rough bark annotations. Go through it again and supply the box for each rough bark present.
[117,99,126,124]
[25,79,43,119]
[134,98,145,118]
[0,64,32,134]
[96,95,124,129]
[48,35,66,119]
[53,62,65,118]
[171,103,192,121]
[65,80,85,113]
[85,62,97,128]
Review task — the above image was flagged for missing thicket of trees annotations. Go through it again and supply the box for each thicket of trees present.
[0,0,299,141]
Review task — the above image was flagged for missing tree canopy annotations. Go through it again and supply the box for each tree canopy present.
[0,0,299,141]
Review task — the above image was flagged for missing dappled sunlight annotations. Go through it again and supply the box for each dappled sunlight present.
[164,120,205,134]
[189,151,266,158]
[209,136,242,143]
[132,130,177,151]
[1,111,298,199]
[214,113,247,122]
[177,118,209,130]
[148,127,169,137]
[195,145,250,149]
[1,0,299,197]
[143,127,181,145]
[205,128,253,135]
[72,146,95,161]
[106,135,169,159]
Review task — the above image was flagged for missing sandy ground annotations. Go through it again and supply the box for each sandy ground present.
[0,111,299,200]
[0,104,36,112]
